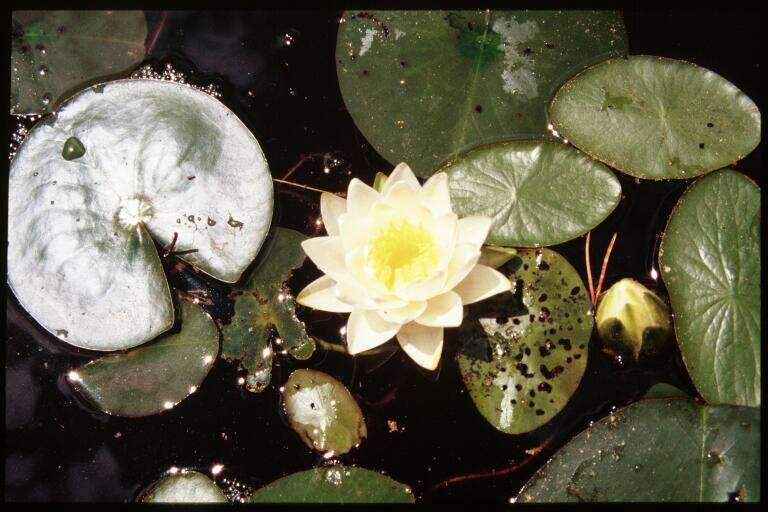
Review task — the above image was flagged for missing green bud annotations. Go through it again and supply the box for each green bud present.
[373,171,388,192]
[596,278,672,361]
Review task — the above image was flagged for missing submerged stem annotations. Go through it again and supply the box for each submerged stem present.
[273,178,340,196]
[594,232,619,303]
[585,231,595,304]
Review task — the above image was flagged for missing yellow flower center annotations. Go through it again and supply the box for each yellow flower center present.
[366,219,439,290]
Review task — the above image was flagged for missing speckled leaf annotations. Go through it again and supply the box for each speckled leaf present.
[222,228,315,392]
[549,56,761,180]
[444,140,621,247]
[644,383,689,399]
[7,79,273,351]
[72,298,219,417]
[517,399,760,502]
[247,467,414,503]
[457,249,592,434]
[11,11,147,115]
[337,10,627,176]
[283,369,367,455]
[141,471,227,503]
[659,170,760,406]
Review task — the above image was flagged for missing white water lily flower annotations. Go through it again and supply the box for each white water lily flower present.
[296,163,511,370]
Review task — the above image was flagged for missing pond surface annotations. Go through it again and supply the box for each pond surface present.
[5,9,761,503]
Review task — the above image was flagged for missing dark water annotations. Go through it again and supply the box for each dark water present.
[5,10,761,503]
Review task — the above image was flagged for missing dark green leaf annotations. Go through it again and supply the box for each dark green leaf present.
[337,10,627,176]
[283,369,367,455]
[444,140,621,247]
[549,56,761,180]
[11,11,147,114]
[72,298,219,417]
[659,170,760,406]
[457,249,592,434]
[247,467,414,503]
[222,228,315,392]
[643,383,689,399]
[517,399,760,502]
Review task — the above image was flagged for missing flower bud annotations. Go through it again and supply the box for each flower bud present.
[596,278,672,361]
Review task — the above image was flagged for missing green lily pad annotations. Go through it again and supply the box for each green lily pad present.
[659,170,760,406]
[337,10,627,176]
[11,11,147,115]
[457,249,592,434]
[71,297,219,417]
[283,369,367,455]
[141,471,227,503]
[222,228,315,392]
[517,399,760,502]
[443,140,621,247]
[247,467,415,503]
[549,56,761,180]
[643,383,689,400]
[7,79,273,351]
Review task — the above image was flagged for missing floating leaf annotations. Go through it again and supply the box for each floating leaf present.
[337,10,627,176]
[283,369,367,455]
[444,140,621,247]
[457,249,592,434]
[659,170,760,406]
[549,56,761,180]
[141,471,227,503]
[517,399,760,502]
[71,298,219,417]
[222,228,315,392]
[7,79,273,351]
[643,383,689,400]
[11,11,147,115]
[247,467,414,503]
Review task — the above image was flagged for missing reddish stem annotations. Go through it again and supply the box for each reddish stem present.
[147,11,169,55]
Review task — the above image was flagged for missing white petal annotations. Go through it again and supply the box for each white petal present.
[397,269,447,302]
[346,310,401,355]
[383,180,420,211]
[346,178,380,218]
[381,162,420,195]
[442,243,482,292]
[301,236,347,281]
[457,216,493,249]
[420,172,451,216]
[396,322,444,370]
[335,278,381,310]
[296,276,353,313]
[376,300,427,324]
[416,291,463,327]
[338,213,371,252]
[320,192,347,236]
[453,264,511,305]
[431,213,458,269]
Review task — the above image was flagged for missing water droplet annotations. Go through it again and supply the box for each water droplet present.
[37,65,48,77]
[61,136,86,160]
[41,93,52,106]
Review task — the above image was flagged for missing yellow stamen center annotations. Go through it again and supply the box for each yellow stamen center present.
[366,219,439,290]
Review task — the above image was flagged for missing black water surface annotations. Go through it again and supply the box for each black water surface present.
[5,9,761,503]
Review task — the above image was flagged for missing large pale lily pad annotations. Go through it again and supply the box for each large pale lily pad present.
[549,56,761,180]
[458,249,592,434]
[141,471,227,503]
[222,228,315,392]
[247,467,414,503]
[659,170,760,406]
[517,399,760,502]
[7,79,273,351]
[11,11,147,115]
[70,297,218,417]
[283,369,367,455]
[337,10,627,176]
[444,140,621,247]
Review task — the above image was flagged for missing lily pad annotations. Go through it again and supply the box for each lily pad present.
[222,228,315,392]
[457,249,592,434]
[141,471,227,503]
[643,383,689,400]
[7,79,273,351]
[517,399,760,502]
[337,10,627,177]
[659,170,760,406]
[443,140,621,247]
[11,11,147,115]
[247,467,415,503]
[283,369,367,455]
[71,297,218,417]
[549,55,761,180]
